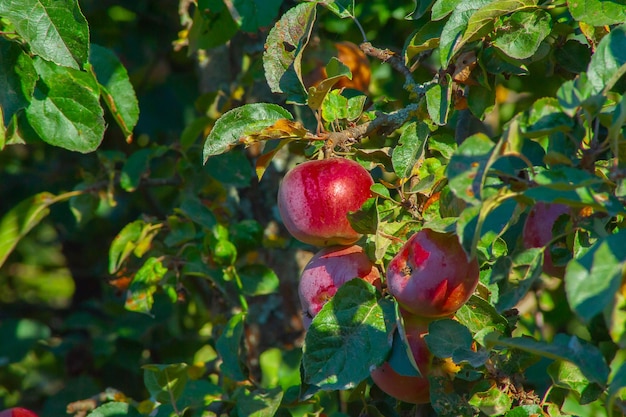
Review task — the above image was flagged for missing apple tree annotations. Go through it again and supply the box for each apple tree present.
[1,0,626,416]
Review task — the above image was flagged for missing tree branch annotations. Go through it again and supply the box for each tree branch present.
[325,103,419,150]
[359,42,433,96]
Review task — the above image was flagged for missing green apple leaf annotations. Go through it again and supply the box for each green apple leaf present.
[216,312,248,381]
[565,229,626,323]
[26,57,105,153]
[587,24,626,95]
[142,363,189,404]
[317,0,355,18]
[187,0,238,51]
[203,103,293,161]
[487,333,609,386]
[86,402,142,417]
[309,57,352,111]
[568,0,626,26]
[446,133,495,205]
[392,121,429,179]
[0,191,82,269]
[405,20,445,61]
[0,0,89,69]
[263,2,317,104]
[232,0,283,32]
[239,264,280,296]
[302,279,395,391]
[0,39,37,127]
[458,0,538,55]
[439,0,492,67]
[125,257,168,315]
[108,220,162,274]
[89,44,139,143]
[492,9,552,60]
[234,387,284,417]
[425,74,452,125]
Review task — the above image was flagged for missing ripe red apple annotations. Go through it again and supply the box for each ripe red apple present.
[0,408,38,417]
[370,314,432,404]
[522,202,569,277]
[299,245,381,326]
[386,229,480,318]
[277,158,373,247]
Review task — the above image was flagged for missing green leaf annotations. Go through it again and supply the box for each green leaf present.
[458,0,538,54]
[125,257,168,315]
[203,103,293,161]
[69,182,101,226]
[565,230,626,323]
[179,197,217,230]
[432,0,463,20]
[425,319,488,367]
[548,361,603,404]
[425,75,452,125]
[120,147,167,192]
[302,279,395,391]
[86,402,142,417]
[142,363,189,404]
[469,383,513,416]
[263,2,317,104]
[587,24,626,95]
[492,9,552,60]
[187,0,239,51]
[405,20,445,61]
[392,121,429,179]
[569,0,626,26]
[408,0,436,20]
[455,296,510,339]
[89,44,139,142]
[492,248,543,312]
[0,39,37,127]
[26,57,105,153]
[234,387,284,417]
[310,57,352,111]
[522,97,574,137]
[239,264,280,296]
[504,405,543,417]
[387,322,421,377]
[439,0,492,67]
[0,0,89,69]
[606,290,626,348]
[216,312,248,381]
[318,0,355,18]
[164,216,196,247]
[108,220,162,274]
[487,333,610,386]
[608,362,626,416]
[468,84,496,119]
[0,192,80,269]
[232,0,283,32]
[446,133,495,205]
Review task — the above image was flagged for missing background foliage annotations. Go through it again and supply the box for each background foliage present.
[2,0,626,416]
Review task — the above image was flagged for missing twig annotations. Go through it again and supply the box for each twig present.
[325,103,420,150]
[360,42,432,96]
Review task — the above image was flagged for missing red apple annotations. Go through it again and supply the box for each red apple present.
[299,245,381,325]
[0,408,38,417]
[386,229,480,318]
[277,158,373,247]
[370,314,432,404]
[522,202,569,277]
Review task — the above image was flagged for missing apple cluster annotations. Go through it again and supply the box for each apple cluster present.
[277,157,480,404]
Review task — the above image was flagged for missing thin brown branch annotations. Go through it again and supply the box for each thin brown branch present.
[325,103,419,150]
[360,42,431,96]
